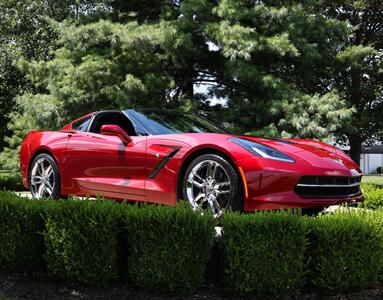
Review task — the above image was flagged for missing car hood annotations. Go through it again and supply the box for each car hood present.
[238,136,362,175]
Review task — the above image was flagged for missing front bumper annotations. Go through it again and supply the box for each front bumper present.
[236,157,364,212]
[245,191,364,211]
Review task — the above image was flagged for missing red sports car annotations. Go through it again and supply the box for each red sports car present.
[20,109,363,217]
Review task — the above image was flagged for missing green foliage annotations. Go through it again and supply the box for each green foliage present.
[0,0,68,153]
[307,210,383,293]
[44,200,120,284]
[12,18,197,128]
[0,0,113,168]
[362,176,383,188]
[123,204,216,294]
[220,211,307,297]
[3,191,383,296]
[208,0,353,138]
[0,93,62,170]
[360,184,383,210]
[377,167,382,174]
[0,294,10,300]
[320,0,383,163]
[0,191,50,271]
[0,172,24,191]
[3,0,375,169]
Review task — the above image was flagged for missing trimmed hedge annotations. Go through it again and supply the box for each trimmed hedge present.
[307,210,383,293]
[0,172,25,191]
[2,191,383,296]
[361,183,383,209]
[44,200,121,284]
[220,211,307,297]
[0,191,50,271]
[123,204,215,294]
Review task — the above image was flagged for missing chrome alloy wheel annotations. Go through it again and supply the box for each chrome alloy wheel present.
[30,157,55,199]
[185,160,232,218]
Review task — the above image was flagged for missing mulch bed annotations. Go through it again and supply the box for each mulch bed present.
[1,271,383,300]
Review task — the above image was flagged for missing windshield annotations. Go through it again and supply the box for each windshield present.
[126,109,229,135]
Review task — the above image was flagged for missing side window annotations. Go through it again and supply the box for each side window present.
[72,116,92,132]
[89,112,136,136]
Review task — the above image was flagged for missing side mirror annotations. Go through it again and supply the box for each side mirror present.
[100,124,132,145]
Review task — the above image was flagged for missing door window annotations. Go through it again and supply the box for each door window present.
[72,116,92,132]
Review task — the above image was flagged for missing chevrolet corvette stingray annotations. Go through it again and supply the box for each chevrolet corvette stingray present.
[20,109,364,217]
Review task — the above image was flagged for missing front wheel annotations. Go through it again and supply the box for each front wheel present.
[29,153,61,199]
[182,154,242,218]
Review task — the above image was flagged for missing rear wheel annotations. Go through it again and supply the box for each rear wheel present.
[182,154,242,218]
[29,153,61,199]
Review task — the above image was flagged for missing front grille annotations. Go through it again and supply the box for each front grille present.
[295,176,361,198]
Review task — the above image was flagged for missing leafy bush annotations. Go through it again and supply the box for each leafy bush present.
[0,172,25,191]
[377,166,382,174]
[123,204,215,294]
[220,211,307,297]
[360,183,383,209]
[3,189,383,297]
[44,200,120,284]
[0,191,50,271]
[306,210,383,293]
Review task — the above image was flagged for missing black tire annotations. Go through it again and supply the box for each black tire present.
[182,154,243,215]
[29,153,61,199]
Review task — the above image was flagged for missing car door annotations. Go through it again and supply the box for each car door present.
[62,127,147,202]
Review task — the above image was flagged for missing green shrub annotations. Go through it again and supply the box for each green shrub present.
[220,211,307,297]
[44,200,120,284]
[360,183,383,209]
[307,210,383,293]
[377,166,382,174]
[0,191,50,271]
[0,172,25,191]
[123,204,215,294]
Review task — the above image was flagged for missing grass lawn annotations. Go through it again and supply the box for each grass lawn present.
[0,294,10,300]
[362,176,383,187]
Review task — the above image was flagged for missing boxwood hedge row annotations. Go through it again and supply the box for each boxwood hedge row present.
[360,183,383,209]
[306,211,383,293]
[0,192,51,271]
[0,172,25,191]
[123,205,215,293]
[1,190,383,296]
[44,200,121,284]
[220,211,307,296]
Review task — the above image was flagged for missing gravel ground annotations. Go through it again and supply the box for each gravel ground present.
[2,271,383,300]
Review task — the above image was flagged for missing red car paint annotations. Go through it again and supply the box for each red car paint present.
[20,111,363,211]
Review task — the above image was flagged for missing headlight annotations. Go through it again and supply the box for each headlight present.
[230,137,295,163]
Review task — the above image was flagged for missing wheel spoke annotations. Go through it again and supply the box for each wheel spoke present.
[188,178,204,188]
[192,171,204,183]
[31,176,43,185]
[194,193,206,207]
[206,161,217,179]
[37,183,45,198]
[44,165,52,177]
[45,185,53,196]
[217,190,230,195]
[38,161,45,175]
[46,180,54,191]
[216,181,230,188]
[207,194,222,218]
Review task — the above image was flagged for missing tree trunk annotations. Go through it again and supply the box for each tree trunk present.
[349,137,362,166]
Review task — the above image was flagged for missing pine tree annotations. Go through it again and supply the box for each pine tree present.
[3,0,379,170]
[320,0,383,164]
